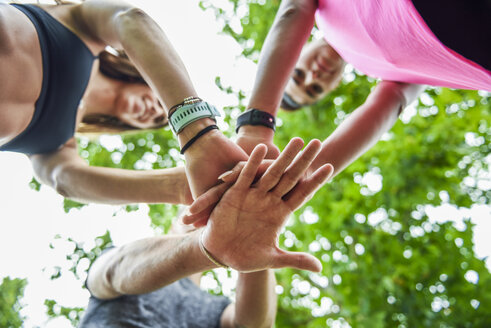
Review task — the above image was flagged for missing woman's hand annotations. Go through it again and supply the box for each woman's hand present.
[184,138,334,273]
[181,123,249,198]
[236,125,280,159]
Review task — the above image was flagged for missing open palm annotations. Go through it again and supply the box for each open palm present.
[188,138,333,273]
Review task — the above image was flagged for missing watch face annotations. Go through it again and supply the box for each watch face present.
[171,102,219,133]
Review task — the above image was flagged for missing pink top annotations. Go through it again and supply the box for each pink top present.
[315,0,491,91]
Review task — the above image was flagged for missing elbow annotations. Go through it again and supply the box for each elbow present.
[104,245,138,295]
[86,249,123,300]
[276,0,317,24]
[51,164,77,199]
[114,6,153,30]
[53,181,70,199]
[379,81,425,115]
[103,252,128,296]
[112,6,159,47]
[118,6,149,20]
[48,160,86,200]
[104,260,119,293]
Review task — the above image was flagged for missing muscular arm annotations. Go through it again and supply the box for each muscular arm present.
[88,234,277,327]
[89,139,332,328]
[29,138,192,205]
[86,230,216,299]
[30,1,247,201]
[309,81,425,177]
[70,0,197,109]
[72,0,249,198]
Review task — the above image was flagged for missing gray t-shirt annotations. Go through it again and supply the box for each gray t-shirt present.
[78,278,231,328]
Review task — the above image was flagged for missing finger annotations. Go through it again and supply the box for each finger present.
[255,138,304,191]
[219,160,276,183]
[271,139,322,197]
[188,183,231,215]
[234,144,267,190]
[273,249,322,272]
[181,204,213,225]
[192,217,209,228]
[218,163,245,182]
[266,145,281,160]
[284,163,334,210]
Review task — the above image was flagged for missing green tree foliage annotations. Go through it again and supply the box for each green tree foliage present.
[0,277,27,328]
[51,1,490,327]
[198,1,491,327]
[44,231,113,326]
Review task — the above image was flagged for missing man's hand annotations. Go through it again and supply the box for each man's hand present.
[184,138,334,273]
[236,125,280,159]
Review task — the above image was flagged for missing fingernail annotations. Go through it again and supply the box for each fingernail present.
[218,170,233,181]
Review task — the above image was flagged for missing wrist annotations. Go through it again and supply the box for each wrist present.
[236,109,276,133]
[198,229,229,269]
[170,101,220,134]
[177,118,217,145]
[174,167,193,205]
[189,229,219,271]
[237,124,275,140]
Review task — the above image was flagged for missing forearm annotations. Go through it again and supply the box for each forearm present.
[310,81,425,176]
[233,270,277,328]
[87,230,216,299]
[53,164,191,205]
[114,7,198,109]
[113,8,248,196]
[176,119,248,198]
[247,0,317,115]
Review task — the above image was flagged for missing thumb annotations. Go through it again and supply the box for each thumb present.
[273,249,322,272]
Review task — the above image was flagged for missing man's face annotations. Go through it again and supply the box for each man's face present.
[284,39,345,107]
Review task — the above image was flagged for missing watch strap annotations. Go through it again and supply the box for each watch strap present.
[169,101,221,134]
[236,109,276,133]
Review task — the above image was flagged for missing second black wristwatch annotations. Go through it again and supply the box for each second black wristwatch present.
[235,109,276,133]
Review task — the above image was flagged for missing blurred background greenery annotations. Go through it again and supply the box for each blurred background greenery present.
[1,0,490,327]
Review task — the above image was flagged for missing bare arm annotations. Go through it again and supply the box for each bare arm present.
[29,138,192,205]
[221,271,277,328]
[71,0,250,199]
[88,139,332,328]
[247,0,317,115]
[69,0,197,109]
[86,230,215,299]
[73,0,249,202]
[236,0,317,157]
[308,81,425,177]
[89,236,277,328]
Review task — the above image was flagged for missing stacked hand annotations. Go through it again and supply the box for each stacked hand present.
[183,138,333,273]
[236,125,280,159]
[183,130,249,198]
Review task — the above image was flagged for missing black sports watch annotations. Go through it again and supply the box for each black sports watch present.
[235,109,276,133]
